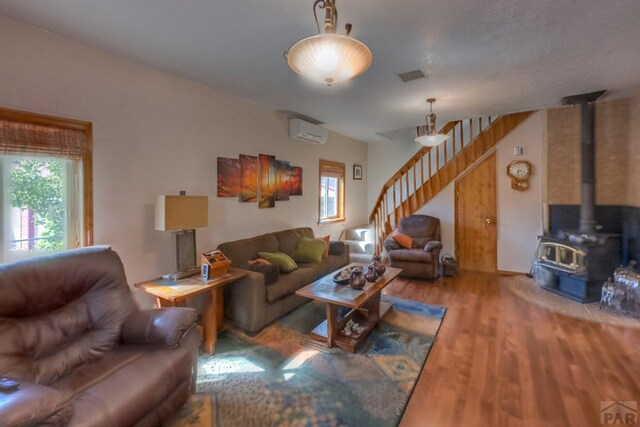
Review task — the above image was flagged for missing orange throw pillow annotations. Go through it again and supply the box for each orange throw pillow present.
[391,231,413,249]
[317,235,330,257]
[248,258,272,266]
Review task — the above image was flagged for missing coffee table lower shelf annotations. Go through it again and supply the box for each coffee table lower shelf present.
[310,301,392,352]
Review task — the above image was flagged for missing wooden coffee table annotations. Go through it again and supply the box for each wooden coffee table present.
[135,268,247,355]
[296,263,402,352]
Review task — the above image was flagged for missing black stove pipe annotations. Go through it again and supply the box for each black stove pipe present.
[561,90,606,234]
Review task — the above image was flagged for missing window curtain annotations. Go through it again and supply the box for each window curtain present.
[0,120,87,159]
[320,160,345,178]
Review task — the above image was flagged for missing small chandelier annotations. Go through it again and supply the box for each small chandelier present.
[415,98,449,147]
[285,0,372,87]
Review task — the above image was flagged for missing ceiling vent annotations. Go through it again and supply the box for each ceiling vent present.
[398,69,427,82]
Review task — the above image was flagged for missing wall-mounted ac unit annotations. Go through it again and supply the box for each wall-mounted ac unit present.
[289,118,328,144]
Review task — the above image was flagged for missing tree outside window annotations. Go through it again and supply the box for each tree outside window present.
[7,157,67,252]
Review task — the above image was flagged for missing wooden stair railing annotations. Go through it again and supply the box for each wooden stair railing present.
[369,111,533,253]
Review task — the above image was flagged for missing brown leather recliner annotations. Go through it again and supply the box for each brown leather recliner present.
[383,215,443,279]
[0,246,201,427]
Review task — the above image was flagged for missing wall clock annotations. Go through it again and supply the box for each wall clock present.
[507,160,532,191]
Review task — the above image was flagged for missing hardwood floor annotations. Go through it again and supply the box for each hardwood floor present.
[385,270,640,427]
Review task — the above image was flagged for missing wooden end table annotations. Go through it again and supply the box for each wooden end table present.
[296,263,402,352]
[135,268,247,355]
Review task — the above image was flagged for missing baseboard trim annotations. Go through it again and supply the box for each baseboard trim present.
[497,269,526,276]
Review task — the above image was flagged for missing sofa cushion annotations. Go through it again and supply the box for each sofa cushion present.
[388,249,433,264]
[265,267,317,303]
[240,262,280,285]
[0,382,73,427]
[274,227,315,255]
[52,346,192,427]
[257,252,298,273]
[291,237,326,264]
[318,235,330,257]
[299,255,349,278]
[218,233,280,267]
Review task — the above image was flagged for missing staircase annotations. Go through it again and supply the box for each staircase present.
[340,224,375,264]
[369,111,533,253]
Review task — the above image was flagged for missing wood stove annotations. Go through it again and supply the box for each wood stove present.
[536,90,622,303]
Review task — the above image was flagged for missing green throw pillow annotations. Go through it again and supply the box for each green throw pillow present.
[291,237,326,264]
[257,251,298,273]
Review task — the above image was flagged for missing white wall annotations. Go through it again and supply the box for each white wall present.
[370,112,545,273]
[0,15,368,304]
[367,129,421,212]
[415,184,455,256]
[495,112,544,272]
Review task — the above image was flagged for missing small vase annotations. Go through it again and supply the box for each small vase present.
[371,254,386,276]
[349,270,366,290]
[364,265,378,282]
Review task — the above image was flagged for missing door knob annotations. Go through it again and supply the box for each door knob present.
[485,217,495,225]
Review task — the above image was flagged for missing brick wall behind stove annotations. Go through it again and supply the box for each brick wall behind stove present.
[546,98,630,206]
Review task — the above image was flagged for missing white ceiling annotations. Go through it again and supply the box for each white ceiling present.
[1,0,640,143]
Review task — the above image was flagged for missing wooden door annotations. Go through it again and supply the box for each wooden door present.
[455,153,497,272]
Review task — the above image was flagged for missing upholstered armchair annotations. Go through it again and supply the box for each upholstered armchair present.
[383,215,443,279]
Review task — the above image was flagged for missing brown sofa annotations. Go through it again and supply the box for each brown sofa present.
[218,227,349,334]
[0,246,200,427]
[383,215,443,279]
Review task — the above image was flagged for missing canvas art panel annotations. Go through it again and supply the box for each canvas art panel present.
[240,154,258,202]
[276,160,291,201]
[217,157,241,197]
[259,154,277,208]
[290,166,303,196]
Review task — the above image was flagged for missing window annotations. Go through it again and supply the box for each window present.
[0,108,92,264]
[319,160,345,223]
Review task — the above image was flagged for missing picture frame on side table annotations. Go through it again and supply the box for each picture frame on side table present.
[353,164,363,180]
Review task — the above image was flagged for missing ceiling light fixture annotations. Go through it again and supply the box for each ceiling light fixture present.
[285,0,372,87]
[415,98,449,147]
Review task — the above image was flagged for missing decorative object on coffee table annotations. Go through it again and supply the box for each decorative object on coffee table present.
[371,253,386,276]
[333,264,362,285]
[296,262,402,352]
[364,264,378,282]
[349,268,366,289]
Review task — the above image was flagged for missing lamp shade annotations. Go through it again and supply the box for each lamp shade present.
[154,195,208,231]
[287,33,372,86]
[414,133,449,147]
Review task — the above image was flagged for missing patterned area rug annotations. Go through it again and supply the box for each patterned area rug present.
[165,295,446,427]
[505,275,640,328]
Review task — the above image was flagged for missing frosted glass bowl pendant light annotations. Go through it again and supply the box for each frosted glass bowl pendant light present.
[415,98,449,147]
[285,0,372,86]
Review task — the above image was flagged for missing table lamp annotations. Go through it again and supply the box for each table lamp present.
[154,193,208,279]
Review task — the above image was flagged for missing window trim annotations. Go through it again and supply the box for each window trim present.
[318,159,345,224]
[0,107,93,246]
